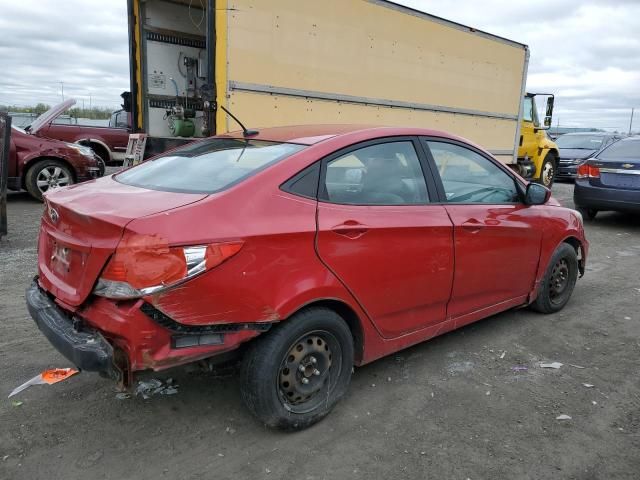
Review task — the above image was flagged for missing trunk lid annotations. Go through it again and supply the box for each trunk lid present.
[38,176,207,306]
[595,158,640,190]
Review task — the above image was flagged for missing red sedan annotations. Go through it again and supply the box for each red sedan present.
[27,125,588,429]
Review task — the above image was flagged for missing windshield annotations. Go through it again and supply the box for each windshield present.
[598,139,639,161]
[555,135,605,149]
[116,138,306,194]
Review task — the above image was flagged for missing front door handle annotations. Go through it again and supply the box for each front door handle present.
[461,218,485,233]
[331,221,369,239]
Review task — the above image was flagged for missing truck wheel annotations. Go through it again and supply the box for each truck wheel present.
[531,243,578,314]
[25,159,75,201]
[240,307,354,430]
[539,153,556,188]
[576,207,597,221]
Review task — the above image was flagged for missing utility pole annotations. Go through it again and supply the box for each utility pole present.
[629,108,635,135]
[60,81,64,101]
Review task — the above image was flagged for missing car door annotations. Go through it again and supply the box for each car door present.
[316,138,454,339]
[422,139,543,324]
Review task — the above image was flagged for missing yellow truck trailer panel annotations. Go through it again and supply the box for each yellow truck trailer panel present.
[226,0,525,117]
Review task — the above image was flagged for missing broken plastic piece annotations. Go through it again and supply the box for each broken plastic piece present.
[8,368,78,398]
[134,378,178,399]
[511,365,528,371]
[582,383,594,388]
[540,362,563,369]
[556,414,572,420]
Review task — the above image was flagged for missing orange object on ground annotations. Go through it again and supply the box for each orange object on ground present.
[41,368,79,384]
[8,368,79,398]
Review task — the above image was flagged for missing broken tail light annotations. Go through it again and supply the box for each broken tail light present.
[93,236,243,299]
[576,162,600,179]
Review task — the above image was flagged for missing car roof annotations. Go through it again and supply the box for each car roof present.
[219,124,464,145]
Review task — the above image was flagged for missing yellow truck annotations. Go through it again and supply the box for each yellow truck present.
[126,0,558,185]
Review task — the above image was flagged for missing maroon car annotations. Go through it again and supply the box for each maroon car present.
[8,108,103,200]
[31,99,130,165]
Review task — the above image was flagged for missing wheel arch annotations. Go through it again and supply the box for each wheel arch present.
[85,139,111,163]
[561,235,586,277]
[282,298,365,364]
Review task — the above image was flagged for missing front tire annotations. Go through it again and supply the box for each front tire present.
[240,307,354,430]
[531,243,578,314]
[25,159,75,201]
[538,153,557,188]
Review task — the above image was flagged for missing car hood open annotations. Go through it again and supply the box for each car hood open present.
[28,99,76,135]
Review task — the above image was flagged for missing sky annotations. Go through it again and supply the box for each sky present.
[0,0,638,131]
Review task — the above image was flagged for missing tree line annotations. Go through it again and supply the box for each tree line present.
[0,103,114,119]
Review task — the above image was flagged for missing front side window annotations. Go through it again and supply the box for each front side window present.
[116,139,306,194]
[323,141,429,205]
[427,141,519,204]
[523,96,534,123]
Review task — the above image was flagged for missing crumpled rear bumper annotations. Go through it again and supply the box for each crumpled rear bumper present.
[26,280,118,378]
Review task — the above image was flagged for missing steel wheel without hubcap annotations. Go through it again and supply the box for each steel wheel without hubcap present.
[549,258,570,305]
[36,166,71,194]
[278,331,341,414]
[531,243,578,314]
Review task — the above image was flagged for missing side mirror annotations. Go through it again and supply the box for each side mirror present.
[524,182,551,205]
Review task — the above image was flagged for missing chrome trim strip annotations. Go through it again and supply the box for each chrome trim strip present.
[228,81,518,121]
[599,168,640,175]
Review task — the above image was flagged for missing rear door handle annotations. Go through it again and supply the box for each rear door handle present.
[331,221,369,239]
[461,218,485,233]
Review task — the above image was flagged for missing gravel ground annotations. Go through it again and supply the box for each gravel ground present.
[1,181,639,480]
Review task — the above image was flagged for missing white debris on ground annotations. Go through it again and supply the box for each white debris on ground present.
[134,378,179,399]
[556,414,572,420]
[540,362,563,369]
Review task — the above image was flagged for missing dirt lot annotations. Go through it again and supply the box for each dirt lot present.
[1,181,639,480]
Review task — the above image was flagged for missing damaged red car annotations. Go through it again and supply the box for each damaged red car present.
[27,125,588,429]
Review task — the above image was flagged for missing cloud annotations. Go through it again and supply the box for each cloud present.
[0,0,129,109]
[0,0,638,130]
[401,0,640,131]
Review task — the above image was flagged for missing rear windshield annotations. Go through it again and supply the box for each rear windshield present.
[555,135,605,149]
[598,139,639,161]
[116,138,306,194]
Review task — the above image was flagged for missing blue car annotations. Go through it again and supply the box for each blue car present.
[574,136,640,220]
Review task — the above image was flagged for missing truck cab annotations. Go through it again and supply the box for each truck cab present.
[518,93,559,188]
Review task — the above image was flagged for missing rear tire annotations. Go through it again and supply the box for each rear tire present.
[531,243,578,314]
[25,159,75,201]
[240,307,354,430]
[577,207,598,221]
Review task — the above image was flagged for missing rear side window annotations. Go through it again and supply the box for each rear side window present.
[116,139,306,194]
[322,141,429,205]
[598,139,639,160]
[427,141,519,204]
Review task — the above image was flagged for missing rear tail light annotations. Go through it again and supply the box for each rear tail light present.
[576,163,600,179]
[93,237,243,299]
